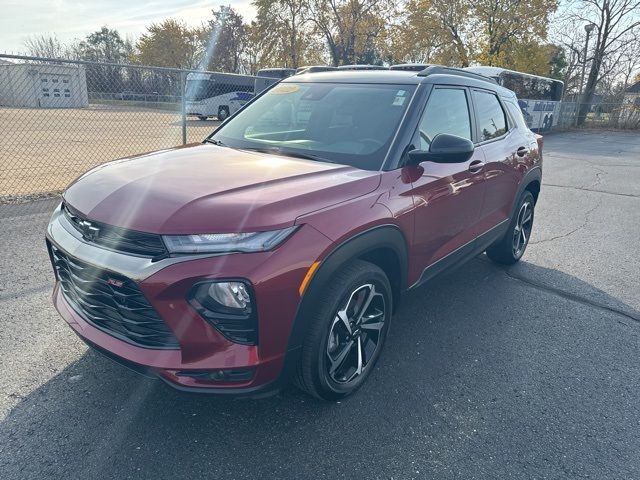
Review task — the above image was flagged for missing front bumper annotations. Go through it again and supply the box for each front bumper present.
[47,205,332,394]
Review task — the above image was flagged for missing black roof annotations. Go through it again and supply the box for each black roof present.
[284,67,514,97]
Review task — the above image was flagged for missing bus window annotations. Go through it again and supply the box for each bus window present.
[500,72,563,101]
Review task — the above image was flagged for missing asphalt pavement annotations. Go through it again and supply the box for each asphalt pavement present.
[0,130,638,479]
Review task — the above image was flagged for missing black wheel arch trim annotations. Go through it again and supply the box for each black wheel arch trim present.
[510,166,541,219]
[284,224,408,356]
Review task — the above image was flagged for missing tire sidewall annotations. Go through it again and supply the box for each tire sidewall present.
[312,267,392,398]
[218,106,229,121]
[511,191,535,261]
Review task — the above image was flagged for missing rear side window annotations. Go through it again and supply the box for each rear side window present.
[504,100,528,129]
[472,90,507,141]
[417,88,471,150]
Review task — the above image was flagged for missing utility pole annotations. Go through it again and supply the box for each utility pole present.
[576,23,596,126]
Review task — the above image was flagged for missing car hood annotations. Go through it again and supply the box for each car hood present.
[63,144,380,234]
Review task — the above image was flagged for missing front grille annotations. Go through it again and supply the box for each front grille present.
[62,203,168,258]
[50,242,179,349]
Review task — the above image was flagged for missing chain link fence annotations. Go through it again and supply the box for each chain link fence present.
[556,100,640,130]
[0,54,275,213]
[1,53,638,215]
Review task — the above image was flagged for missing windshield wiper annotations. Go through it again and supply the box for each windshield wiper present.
[243,147,335,164]
[204,138,226,146]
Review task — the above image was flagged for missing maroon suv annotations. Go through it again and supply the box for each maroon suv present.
[47,66,542,400]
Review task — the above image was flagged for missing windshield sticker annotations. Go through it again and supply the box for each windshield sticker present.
[392,90,407,106]
[270,84,300,95]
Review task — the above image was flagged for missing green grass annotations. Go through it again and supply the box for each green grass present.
[89,99,181,112]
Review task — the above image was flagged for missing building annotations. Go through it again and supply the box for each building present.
[619,81,640,128]
[0,62,88,108]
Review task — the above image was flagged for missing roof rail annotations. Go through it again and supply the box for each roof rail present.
[337,64,388,71]
[295,65,338,75]
[417,65,499,85]
[390,63,432,72]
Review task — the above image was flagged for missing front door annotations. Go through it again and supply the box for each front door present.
[406,86,487,277]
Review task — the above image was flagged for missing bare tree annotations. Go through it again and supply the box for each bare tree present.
[573,0,640,124]
[551,17,587,96]
[597,35,640,98]
[24,34,65,59]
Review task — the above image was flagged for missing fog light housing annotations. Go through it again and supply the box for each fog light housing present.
[188,280,257,345]
[206,282,250,310]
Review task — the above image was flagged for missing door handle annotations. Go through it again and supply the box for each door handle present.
[517,146,529,157]
[468,159,485,174]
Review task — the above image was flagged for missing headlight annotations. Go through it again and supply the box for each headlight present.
[163,226,298,254]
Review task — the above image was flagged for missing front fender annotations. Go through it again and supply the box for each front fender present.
[285,224,408,353]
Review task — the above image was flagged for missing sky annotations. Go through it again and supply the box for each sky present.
[0,0,257,54]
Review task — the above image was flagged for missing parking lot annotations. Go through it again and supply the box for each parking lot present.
[0,105,217,198]
[0,131,638,479]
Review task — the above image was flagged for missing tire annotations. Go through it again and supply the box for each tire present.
[197,116,208,121]
[294,260,392,401]
[217,106,230,121]
[486,190,535,265]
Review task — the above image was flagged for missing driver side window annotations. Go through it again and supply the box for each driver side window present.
[417,88,472,150]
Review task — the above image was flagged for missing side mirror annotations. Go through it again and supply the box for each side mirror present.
[407,133,474,165]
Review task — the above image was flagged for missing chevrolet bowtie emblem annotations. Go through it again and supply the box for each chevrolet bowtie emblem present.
[78,220,100,241]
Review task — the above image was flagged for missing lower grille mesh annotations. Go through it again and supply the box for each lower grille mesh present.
[50,242,179,349]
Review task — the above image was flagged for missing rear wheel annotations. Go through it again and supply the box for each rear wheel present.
[486,190,535,264]
[217,106,230,121]
[197,116,208,121]
[294,260,392,401]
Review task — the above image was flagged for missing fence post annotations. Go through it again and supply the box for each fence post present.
[180,70,187,145]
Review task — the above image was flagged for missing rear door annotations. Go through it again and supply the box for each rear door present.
[408,86,487,274]
[470,89,520,230]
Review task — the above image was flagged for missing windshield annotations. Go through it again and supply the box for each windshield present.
[210,82,416,170]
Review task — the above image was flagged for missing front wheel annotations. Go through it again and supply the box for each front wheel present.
[486,190,535,264]
[294,260,392,401]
